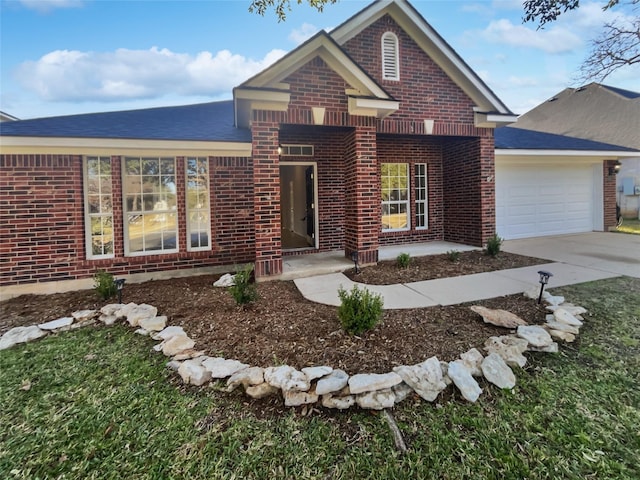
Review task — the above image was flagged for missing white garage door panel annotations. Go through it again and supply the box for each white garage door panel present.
[496,164,595,240]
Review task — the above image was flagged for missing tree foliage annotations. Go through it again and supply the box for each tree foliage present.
[249,0,338,22]
[523,0,639,80]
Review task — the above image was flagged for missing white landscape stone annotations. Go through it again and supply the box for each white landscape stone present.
[0,325,48,350]
[356,388,396,410]
[481,353,516,389]
[284,389,319,407]
[153,326,186,341]
[301,366,332,381]
[470,306,527,328]
[202,357,249,379]
[517,325,553,348]
[72,309,97,322]
[227,366,265,391]
[124,304,158,327]
[245,383,279,399]
[528,342,559,353]
[264,365,310,392]
[484,335,529,368]
[459,348,485,377]
[99,314,119,326]
[392,382,415,403]
[139,315,167,332]
[178,359,212,386]
[448,361,482,402]
[393,357,447,402]
[348,372,402,394]
[553,309,584,327]
[545,320,580,335]
[213,273,235,287]
[545,294,565,306]
[161,335,196,357]
[322,394,355,410]
[547,329,576,343]
[172,349,207,361]
[38,317,74,330]
[134,328,149,336]
[315,369,349,395]
[100,304,125,316]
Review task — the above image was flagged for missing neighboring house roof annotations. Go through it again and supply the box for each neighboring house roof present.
[496,126,639,155]
[512,82,640,149]
[330,0,515,122]
[0,101,249,142]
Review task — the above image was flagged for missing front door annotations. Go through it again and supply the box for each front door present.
[280,163,318,250]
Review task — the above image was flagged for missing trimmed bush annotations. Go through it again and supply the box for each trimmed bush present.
[94,270,117,300]
[485,234,503,257]
[229,264,258,306]
[337,285,384,335]
[397,252,411,269]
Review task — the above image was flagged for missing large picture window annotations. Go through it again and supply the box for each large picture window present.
[415,163,428,229]
[381,163,409,231]
[185,157,211,251]
[123,157,178,255]
[84,156,114,259]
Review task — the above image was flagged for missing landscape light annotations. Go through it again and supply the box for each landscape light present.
[115,278,126,304]
[537,270,553,304]
[351,250,360,274]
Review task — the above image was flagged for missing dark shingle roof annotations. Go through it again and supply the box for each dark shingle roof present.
[495,126,638,152]
[601,84,640,99]
[0,100,251,143]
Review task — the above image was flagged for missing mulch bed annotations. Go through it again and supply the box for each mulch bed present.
[0,251,551,374]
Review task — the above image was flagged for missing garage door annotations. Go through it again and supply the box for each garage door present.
[496,163,596,240]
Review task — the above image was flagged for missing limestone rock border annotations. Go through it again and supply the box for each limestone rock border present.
[0,291,587,410]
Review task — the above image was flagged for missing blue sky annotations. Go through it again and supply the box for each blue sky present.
[1,0,638,120]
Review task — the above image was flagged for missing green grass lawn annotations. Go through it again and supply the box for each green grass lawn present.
[616,218,640,235]
[1,277,639,479]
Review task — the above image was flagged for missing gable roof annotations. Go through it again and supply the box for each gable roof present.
[512,82,640,149]
[496,126,639,156]
[234,30,400,128]
[330,0,515,123]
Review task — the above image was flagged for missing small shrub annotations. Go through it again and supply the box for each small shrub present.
[229,264,258,306]
[94,270,117,300]
[337,285,383,335]
[446,249,460,262]
[485,234,503,257]
[396,252,411,269]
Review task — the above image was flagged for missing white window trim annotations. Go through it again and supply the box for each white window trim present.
[83,156,114,260]
[122,156,179,257]
[415,163,429,230]
[185,157,212,252]
[381,163,410,232]
[381,31,400,81]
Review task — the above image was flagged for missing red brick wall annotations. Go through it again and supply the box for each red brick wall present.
[442,135,495,247]
[0,154,254,288]
[377,135,444,246]
[343,14,476,127]
[603,160,618,230]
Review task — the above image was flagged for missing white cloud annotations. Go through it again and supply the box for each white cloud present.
[19,0,84,13]
[14,47,287,102]
[480,19,583,53]
[288,23,321,44]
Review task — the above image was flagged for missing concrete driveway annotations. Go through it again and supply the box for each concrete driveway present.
[502,232,640,279]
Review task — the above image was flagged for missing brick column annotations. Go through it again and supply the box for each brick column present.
[478,134,496,246]
[252,112,286,277]
[344,125,379,265]
[603,160,618,230]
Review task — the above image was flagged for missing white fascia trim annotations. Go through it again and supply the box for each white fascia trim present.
[0,136,252,157]
[234,88,291,109]
[495,149,639,157]
[348,97,400,118]
[475,112,519,128]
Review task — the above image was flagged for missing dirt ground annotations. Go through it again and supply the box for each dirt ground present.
[0,251,550,374]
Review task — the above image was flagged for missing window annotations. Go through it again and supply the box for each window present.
[123,157,178,255]
[381,32,399,81]
[84,156,114,258]
[381,163,409,231]
[415,163,428,229]
[279,144,314,156]
[185,157,211,251]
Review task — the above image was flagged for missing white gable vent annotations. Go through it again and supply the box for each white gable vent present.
[381,32,399,81]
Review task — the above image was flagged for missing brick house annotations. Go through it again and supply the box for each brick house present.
[0,0,518,298]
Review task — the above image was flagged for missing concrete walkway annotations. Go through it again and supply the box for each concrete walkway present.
[294,233,638,309]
